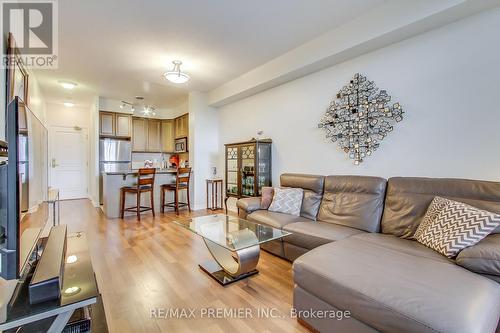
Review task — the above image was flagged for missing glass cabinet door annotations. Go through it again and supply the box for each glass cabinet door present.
[226,146,239,195]
[257,143,271,195]
[225,140,271,198]
[240,144,255,196]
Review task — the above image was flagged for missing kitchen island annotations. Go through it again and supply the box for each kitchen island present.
[102,169,186,218]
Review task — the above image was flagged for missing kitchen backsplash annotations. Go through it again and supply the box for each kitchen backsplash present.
[131,152,189,169]
[132,152,170,169]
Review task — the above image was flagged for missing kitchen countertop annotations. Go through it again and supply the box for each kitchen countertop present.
[103,168,181,175]
[102,168,191,218]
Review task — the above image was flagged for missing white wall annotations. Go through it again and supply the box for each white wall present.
[27,75,46,124]
[217,8,500,200]
[88,97,100,206]
[46,103,90,128]
[189,92,219,210]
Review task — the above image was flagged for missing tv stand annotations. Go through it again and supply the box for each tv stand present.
[0,232,108,332]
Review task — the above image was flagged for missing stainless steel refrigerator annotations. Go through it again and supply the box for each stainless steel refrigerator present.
[99,139,132,204]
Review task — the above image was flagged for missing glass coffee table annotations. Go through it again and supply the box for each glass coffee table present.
[175,214,291,285]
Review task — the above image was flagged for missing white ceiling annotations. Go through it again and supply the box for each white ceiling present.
[34,0,385,109]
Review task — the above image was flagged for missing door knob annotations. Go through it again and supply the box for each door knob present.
[51,158,59,168]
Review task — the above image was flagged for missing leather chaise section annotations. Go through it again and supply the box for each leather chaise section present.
[294,233,500,333]
[294,286,379,333]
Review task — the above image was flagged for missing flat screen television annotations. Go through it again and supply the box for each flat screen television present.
[0,97,49,280]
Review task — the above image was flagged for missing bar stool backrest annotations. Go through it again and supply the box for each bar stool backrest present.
[176,167,191,187]
[137,168,156,189]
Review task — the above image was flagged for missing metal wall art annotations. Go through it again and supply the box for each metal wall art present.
[318,73,404,165]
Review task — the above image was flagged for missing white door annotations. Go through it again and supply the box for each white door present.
[49,126,88,200]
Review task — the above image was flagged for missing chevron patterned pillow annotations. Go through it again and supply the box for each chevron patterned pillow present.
[413,196,450,240]
[415,197,500,258]
[268,187,304,216]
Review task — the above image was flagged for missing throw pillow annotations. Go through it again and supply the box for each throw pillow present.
[413,196,450,240]
[268,187,304,216]
[300,190,322,221]
[415,197,500,258]
[260,187,274,209]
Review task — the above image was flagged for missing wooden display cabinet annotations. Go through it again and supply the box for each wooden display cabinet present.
[224,139,272,211]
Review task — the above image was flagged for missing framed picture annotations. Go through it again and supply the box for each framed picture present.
[6,33,29,106]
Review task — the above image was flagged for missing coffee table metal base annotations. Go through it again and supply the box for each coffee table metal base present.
[199,260,258,286]
[201,238,260,285]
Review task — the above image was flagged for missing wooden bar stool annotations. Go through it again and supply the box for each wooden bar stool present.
[120,168,156,220]
[161,167,191,215]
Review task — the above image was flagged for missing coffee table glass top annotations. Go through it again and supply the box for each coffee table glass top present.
[175,214,291,251]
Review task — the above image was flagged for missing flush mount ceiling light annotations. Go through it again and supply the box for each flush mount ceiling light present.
[59,81,77,90]
[63,102,75,107]
[163,60,190,84]
[66,255,78,264]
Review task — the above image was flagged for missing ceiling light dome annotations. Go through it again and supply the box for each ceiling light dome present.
[163,60,190,84]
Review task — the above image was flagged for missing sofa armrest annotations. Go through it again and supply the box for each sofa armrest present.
[236,197,262,218]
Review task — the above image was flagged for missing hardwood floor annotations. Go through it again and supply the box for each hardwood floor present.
[62,199,309,333]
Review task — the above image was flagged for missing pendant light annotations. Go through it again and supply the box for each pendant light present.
[163,60,190,84]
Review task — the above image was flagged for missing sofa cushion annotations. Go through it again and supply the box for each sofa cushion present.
[293,233,500,333]
[283,221,364,250]
[247,210,311,229]
[456,234,500,277]
[317,175,387,232]
[415,198,500,258]
[382,177,500,239]
[281,173,325,220]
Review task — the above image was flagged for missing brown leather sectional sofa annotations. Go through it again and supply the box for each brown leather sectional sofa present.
[237,174,500,333]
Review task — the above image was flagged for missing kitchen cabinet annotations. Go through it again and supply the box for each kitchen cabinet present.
[161,120,174,152]
[174,114,189,138]
[147,119,161,152]
[115,114,132,137]
[99,112,132,138]
[99,112,115,136]
[132,117,147,151]
[131,114,188,152]
[132,117,163,152]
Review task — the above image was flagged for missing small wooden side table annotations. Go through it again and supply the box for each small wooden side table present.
[206,179,223,211]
